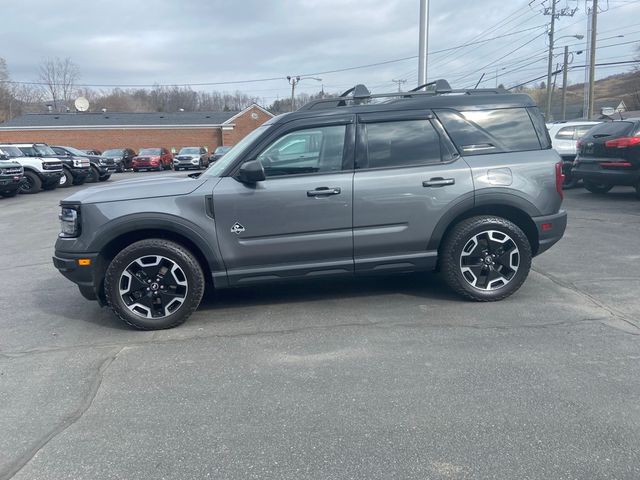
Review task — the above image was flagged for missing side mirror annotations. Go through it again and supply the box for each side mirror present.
[237,159,266,184]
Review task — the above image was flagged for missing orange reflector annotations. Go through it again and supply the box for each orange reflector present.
[541,223,553,231]
[77,259,92,266]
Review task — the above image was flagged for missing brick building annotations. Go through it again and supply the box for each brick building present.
[0,104,273,153]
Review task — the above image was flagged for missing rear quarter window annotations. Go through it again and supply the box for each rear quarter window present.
[585,121,635,138]
[435,107,543,155]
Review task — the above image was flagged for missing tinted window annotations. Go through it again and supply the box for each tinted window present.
[436,108,542,155]
[139,148,161,155]
[256,125,346,177]
[584,121,634,138]
[526,107,551,149]
[363,119,442,169]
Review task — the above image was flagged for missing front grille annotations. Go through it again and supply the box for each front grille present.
[43,161,62,170]
[0,167,22,176]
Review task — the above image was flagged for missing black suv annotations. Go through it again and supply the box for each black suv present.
[572,119,640,198]
[102,148,137,172]
[52,146,115,183]
[54,80,567,330]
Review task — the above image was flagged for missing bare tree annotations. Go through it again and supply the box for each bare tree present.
[38,57,80,111]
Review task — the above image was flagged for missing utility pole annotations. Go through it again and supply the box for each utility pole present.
[287,76,300,112]
[587,0,598,119]
[561,45,569,121]
[545,0,557,121]
[542,0,578,121]
[418,0,429,87]
[392,79,407,92]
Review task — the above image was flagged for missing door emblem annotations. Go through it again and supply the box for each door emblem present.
[231,222,245,235]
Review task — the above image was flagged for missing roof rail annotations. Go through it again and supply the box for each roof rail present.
[297,79,509,111]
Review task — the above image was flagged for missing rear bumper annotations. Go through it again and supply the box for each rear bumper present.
[572,166,639,186]
[532,210,567,256]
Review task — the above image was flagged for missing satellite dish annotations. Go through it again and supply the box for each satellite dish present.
[74,97,90,112]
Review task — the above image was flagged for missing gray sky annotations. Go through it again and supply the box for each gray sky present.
[2,0,639,103]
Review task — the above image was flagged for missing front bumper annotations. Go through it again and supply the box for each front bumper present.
[41,171,63,186]
[70,167,90,180]
[0,175,24,192]
[53,251,102,302]
[532,210,567,256]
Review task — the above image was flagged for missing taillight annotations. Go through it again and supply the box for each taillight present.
[604,137,640,148]
[555,162,564,199]
[600,161,633,168]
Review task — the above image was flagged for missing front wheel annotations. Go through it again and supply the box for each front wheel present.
[87,166,100,183]
[59,168,73,188]
[583,180,613,194]
[99,174,111,182]
[1,189,18,198]
[20,171,42,194]
[440,216,532,302]
[104,239,205,330]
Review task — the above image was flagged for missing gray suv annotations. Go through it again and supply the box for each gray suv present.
[53,80,567,330]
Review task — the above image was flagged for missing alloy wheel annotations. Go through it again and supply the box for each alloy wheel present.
[118,255,188,319]
[459,230,520,291]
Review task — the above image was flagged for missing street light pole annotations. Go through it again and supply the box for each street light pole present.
[545,0,557,121]
[587,0,598,119]
[286,76,322,112]
[418,0,429,87]
[561,45,569,121]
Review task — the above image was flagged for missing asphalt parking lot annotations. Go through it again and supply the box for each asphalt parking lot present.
[1,172,639,480]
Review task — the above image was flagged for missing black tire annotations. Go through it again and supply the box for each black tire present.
[562,174,578,189]
[73,176,86,186]
[635,181,640,200]
[1,189,18,198]
[87,166,100,183]
[440,216,532,302]
[104,239,205,330]
[20,171,42,194]
[133,168,139,173]
[99,174,111,182]
[59,168,73,188]
[583,180,613,194]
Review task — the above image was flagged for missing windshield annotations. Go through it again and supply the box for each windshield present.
[139,148,161,155]
[215,146,231,154]
[34,145,58,156]
[205,125,270,177]
[179,147,200,155]
[63,146,89,156]
[0,146,24,157]
[103,149,124,156]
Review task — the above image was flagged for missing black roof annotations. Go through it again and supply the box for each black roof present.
[0,111,239,128]
[269,92,537,126]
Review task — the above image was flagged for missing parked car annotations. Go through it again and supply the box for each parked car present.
[102,148,137,172]
[83,149,102,156]
[210,146,231,163]
[11,143,89,188]
[0,153,25,197]
[547,120,600,188]
[53,79,566,330]
[174,146,209,171]
[572,118,640,198]
[0,144,63,194]
[51,146,115,183]
[132,148,173,171]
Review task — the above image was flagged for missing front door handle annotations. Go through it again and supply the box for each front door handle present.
[307,187,341,197]
[423,177,455,188]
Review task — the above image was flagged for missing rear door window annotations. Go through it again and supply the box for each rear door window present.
[361,119,443,169]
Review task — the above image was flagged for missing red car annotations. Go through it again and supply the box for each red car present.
[132,148,173,172]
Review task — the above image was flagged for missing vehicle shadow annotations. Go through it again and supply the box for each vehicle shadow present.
[198,271,458,312]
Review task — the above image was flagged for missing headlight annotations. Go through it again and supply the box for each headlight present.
[191,158,199,163]
[59,206,80,238]
[73,159,83,167]
[99,159,107,165]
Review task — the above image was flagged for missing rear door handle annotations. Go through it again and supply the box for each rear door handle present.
[423,178,455,188]
[307,187,341,197]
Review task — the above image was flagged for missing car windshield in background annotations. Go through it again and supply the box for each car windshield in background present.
[139,148,161,155]
[0,146,24,157]
[205,125,270,177]
[179,148,200,155]
[215,146,231,154]
[586,121,635,138]
[34,145,58,156]
[103,149,124,156]
[63,146,89,156]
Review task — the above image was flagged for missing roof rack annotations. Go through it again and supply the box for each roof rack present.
[297,79,508,111]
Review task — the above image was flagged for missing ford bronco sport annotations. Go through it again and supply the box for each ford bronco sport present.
[53,80,567,330]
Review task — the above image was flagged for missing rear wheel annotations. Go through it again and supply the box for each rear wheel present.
[59,168,73,188]
[20,171,41,194]
[440,216,532,302]
[104,239,205,330]
[583,180,613,194]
